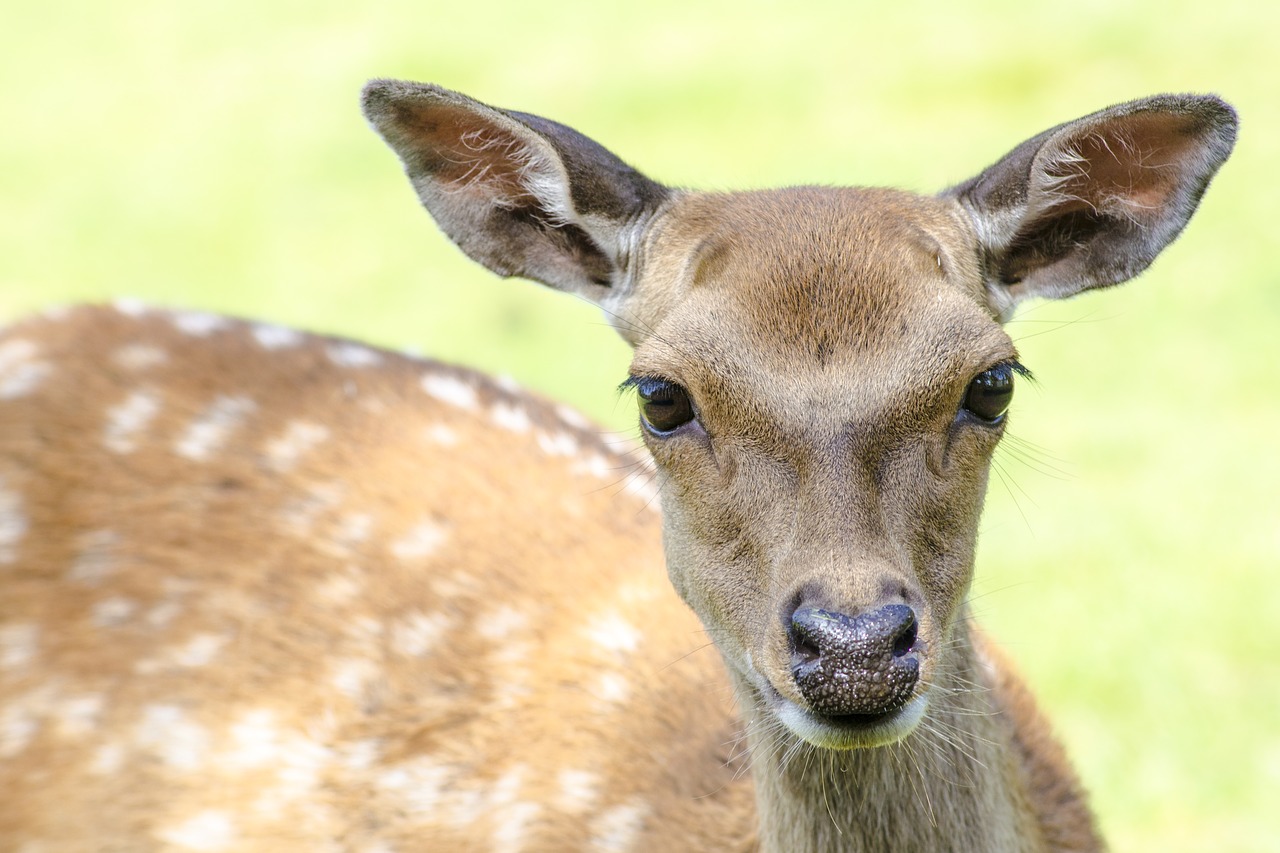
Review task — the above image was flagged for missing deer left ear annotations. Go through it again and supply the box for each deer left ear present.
[947,95,1238,319]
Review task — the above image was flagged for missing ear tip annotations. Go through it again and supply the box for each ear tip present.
[1197,94,1240,150]
[1174,94,1240,164]
[360,79,460,124]
[1148,93,1239,146]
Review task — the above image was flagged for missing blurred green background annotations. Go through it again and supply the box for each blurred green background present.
[3,1,1277,849]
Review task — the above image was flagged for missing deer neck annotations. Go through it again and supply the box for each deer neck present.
[738,621,1042,853]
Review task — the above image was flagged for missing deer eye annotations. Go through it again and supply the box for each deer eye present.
[962,363,1017,423]
[633,377,696,434]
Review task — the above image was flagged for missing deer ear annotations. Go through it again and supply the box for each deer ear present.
[947,95,1237,319]
[361,80,671,303]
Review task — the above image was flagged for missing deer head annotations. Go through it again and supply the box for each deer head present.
[362,80,1235,752]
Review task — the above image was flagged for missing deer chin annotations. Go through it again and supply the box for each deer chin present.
[772,690,930,750]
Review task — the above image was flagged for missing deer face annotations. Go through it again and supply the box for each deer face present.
[623,187,1017,747]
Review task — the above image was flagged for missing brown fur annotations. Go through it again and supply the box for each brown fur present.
[0,306,755,850]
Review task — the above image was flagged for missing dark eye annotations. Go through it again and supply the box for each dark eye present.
[962,363,1016,423]
[634,377,696,434]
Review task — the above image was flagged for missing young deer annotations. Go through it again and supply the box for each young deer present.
[0,83,1234,852]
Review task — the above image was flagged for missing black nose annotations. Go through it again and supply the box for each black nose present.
[788,603,920,717]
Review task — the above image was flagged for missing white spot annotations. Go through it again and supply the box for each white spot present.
[264,420,331,471]
[225,709,280,768]
[584,612,641,655]
[594,672,631,706]
[251,324,303,349]
[0,478,28,564]
[430,570,480,600]
[146,600,182,628]
[494,374,522,394]
[422,374,478,410]
[315,569,363,606]
[0,623,38,670]
[590,799,650,851]
[67,529,120,583]
[335,513,374,547]
[112,297,150,317]
[490,684,532,713]
[391,611,449,658]
[327,342,383,368]
[171,632,229,667]
[171,311,230,337]
[555,404,593,431]
[490,401,532,433]
[425,423,459,446]
[490,765,525,803]
[555,769,600,814]
[136,705,209,771]
[536,431,579,457]
[492,638,531,671]
[112,343,168,370]
[249,730,334,818]
[571,454,614,480]
[346,615,383,647]
[338,738,381,771]
[0,339,50,399]
[485,765,539,847]
[390,520,448,561]
[56,693,105,738]
[91,740,126,775]
[175,395,256,461]
[330,658,380,704]
[0,705,38,758]
[104,390,162,454]
[0,339,37,372]
[493,800,541,851]
[375,756,450,817]
[156,810,238,851]
[0,361,51,399]
[93,596,137,627]
[476,605,528,642]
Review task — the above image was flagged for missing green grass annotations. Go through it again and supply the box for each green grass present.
[4,1,1277,849]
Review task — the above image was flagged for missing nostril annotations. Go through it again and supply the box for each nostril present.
[891,612,918,658]
[792,633,821,665]
[788,608,825,666]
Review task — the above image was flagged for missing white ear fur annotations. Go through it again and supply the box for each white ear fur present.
[449,125,574,226]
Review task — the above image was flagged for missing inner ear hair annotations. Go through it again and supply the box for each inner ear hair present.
[949,94,1237,317]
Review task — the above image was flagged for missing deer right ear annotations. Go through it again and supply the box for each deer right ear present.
[947,95,1237,319]
[361,80,671,305]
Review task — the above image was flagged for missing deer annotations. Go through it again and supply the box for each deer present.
[0,81,1234,852]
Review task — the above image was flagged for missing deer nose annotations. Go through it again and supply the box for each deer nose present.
[788,603,920,717]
